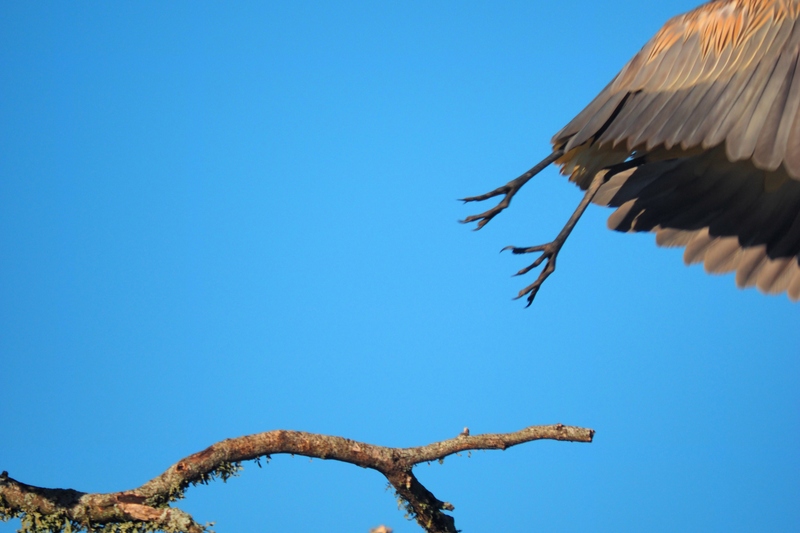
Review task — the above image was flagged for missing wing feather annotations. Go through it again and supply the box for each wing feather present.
[555,84,627,150]
[770,208,800,256]
[592,146,800,300]
[682,21,777,145]
[726,21,800,162]
[626,92,681,150]
[706,19,792,151]
[753,48,800,170]
[684,228,716,263]
[783,55,800,176]
[639,31,690,92]
[753,50,800,169]
[671,76,733,147]
[789,266,800,299]
[545,1,800,301]
[656,41,740,148]
[595,91,652,147]
[554,2,800,179]
[755,256,793,293]
[633,34,720,149]
[703,236,744,272]
[736,246,770,287]
[655,226,698,247]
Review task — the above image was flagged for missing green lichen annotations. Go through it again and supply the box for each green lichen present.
[6,512,210,533]
[0,492,21,523]
[147,460,246,508]
[0,460,257,533]
[190,462,242,487]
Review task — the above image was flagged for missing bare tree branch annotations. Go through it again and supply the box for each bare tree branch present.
[0,423,594,533]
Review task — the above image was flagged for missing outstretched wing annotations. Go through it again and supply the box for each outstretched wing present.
[555,0,800,178]
[553,0,800,300]
[595,147,800,299]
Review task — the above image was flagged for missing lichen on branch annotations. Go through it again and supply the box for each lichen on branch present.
[1,423,594,533]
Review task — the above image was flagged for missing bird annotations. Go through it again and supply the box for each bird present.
[461,0,800,305]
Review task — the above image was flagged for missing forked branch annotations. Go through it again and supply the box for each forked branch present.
[0,423,594,533]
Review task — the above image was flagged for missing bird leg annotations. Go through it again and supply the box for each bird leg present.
[504,171,606,306]
[460,150,564,229]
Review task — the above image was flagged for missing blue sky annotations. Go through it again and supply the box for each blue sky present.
[1,1,798,532]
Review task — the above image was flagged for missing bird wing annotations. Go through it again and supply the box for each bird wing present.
[595,146,800,299]
[553,0,800,179]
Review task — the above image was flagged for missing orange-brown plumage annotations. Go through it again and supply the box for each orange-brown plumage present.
[556,0,800,176]
[463,0,800,303]
[649,0,798,60]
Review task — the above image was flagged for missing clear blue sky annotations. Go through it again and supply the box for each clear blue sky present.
[1,1,798,532]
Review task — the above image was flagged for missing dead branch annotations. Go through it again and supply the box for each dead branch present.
[0,423,594,533]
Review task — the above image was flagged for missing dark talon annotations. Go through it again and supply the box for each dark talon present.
[459,150,564,231]
[501,172,606,304]
[460,150,612,306]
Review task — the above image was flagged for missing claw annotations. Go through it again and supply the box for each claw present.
[507,244,549,255]
[459,150,564,231]
[459,183,512,204]
[462,156,635,306]
[505,172,605,305]
[512,250,558,306]
[499,240,559,306]
[459,185,518,229]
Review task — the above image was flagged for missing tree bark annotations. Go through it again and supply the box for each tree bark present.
[0,423,594,533]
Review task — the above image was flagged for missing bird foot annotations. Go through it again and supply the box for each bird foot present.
[501,241,562,306]
[459,182,521,230]
[459,150,565,231]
